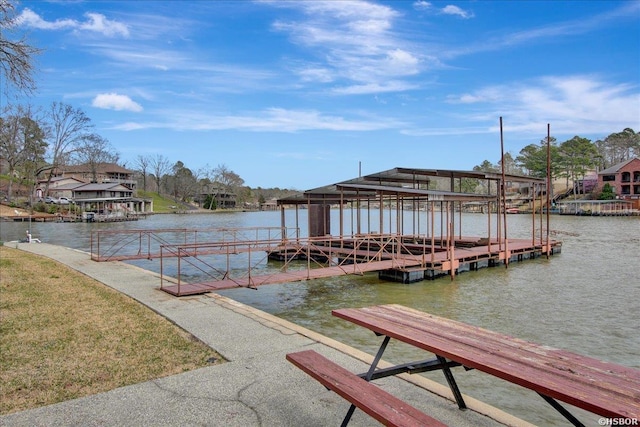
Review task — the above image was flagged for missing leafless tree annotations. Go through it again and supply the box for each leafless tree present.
[214,163,244,189]
[150,154,171,195]
[0,0,42,97]
[135,154,151,192]
[72,134,119,183]
[42,102,94,194]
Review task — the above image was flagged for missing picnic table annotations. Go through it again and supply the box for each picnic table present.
[327,304,640,426]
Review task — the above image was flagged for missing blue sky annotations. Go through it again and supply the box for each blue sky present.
[12,0,640,189]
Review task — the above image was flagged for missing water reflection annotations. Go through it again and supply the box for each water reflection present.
[2,211,638,426]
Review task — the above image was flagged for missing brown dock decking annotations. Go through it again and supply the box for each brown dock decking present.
[160,237,561,296]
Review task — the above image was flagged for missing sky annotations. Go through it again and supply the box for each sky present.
[8,0,640,189]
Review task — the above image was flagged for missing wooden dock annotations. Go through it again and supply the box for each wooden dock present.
[160,237,561,296]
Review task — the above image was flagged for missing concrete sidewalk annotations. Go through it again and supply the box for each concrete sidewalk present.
[1,243,532,427]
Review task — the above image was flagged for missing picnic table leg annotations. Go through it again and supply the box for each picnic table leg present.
[341,335,391,426]
[437,355,467,410]
[538,393,586,427]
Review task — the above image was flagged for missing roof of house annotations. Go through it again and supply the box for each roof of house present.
[51,182,87,191]
[38,176,85,184]
[60,163,134,174]
[73,183,132,192]
[598,158,640,175]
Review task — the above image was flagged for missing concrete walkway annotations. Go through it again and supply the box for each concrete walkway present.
[1,243,533,427]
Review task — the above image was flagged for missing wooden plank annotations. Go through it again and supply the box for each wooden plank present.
[332,304,640,419]
[287,350,446,427]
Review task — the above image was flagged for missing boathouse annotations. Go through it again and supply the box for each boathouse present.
[91,166,561,296]
[270,167,559,284]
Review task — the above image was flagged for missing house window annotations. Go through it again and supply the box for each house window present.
[634,185,640,195]
[621,185,631,195]
[602,174,615,182]
[634,172,640,182]
[621,172,631,182]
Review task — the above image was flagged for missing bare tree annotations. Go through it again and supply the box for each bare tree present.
[214,163,244,189]
[213,163,245,207]
[135,154,151,192]
[0,104,46,201]
[72,134,119,183]
[42,102,94,194]
[0,0,42,97]
[150,154,171,195]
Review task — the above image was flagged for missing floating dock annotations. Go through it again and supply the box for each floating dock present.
[158,233,560,296]
[90,167,562,297]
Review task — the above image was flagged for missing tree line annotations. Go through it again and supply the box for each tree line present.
[0,102,294,207]
[469,129,639,198]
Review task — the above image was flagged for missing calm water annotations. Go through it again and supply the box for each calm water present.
[2,211,638,426]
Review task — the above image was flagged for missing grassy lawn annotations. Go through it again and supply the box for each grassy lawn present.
[0,246,224,415]
[137,191,195,213]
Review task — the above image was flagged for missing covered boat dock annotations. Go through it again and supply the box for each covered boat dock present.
[158,167,561,296]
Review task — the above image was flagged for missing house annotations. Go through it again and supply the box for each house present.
[71,183,152,215]
[196,184,237,209]
[50,162,137,190]
[35,177,84,199]
[597,157,640,207]
[34,163,152,215]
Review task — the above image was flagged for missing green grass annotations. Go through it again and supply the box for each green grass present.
[136,190,187,213]
[0,246,224,415]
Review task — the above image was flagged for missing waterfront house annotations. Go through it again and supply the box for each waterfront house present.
[49,162,137,190]
[196,184,237,209]
[71,183,152,216]
[597,157,640,208]
[34,163,152,216]
[35,176,84,200]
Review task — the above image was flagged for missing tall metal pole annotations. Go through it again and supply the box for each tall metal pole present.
[546,124,552,258]
[500,117,509,267]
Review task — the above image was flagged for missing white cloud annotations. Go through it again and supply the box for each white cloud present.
[79,13,129,37]
[413,1,432,11]
[332,81,419,95]
[92,93,143,112]
[109,107,404,133]
[386,49,419,74]
[447,75,640,135]
[15,8,76,30]
[441,5,474,19]
[269,1,423,93]
[297,66,334,83]
[16,8,129,37]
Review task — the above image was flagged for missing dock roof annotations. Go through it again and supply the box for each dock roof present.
[278,167,544,205]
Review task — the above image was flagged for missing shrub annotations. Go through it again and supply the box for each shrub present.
[598,183,616,200]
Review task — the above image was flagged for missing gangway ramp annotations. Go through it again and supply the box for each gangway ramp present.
[161,258,427,296]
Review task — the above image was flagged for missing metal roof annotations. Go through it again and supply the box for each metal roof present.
[278,167,542,205]
[73,183,132,192]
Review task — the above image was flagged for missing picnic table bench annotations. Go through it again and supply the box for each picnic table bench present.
[287,304,640,426]
[287,350,446,427]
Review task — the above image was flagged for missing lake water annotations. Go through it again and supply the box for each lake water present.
[2,211,638,426]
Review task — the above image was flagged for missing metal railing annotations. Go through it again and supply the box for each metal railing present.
[90,227,298,261]
[160,233,446,293]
